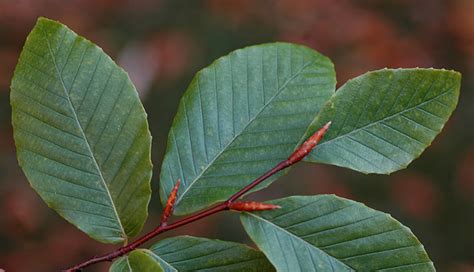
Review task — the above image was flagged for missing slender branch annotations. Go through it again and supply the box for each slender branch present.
[64,122,331,271]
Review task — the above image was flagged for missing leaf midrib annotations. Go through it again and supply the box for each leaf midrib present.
[245,212,354,271]
[147,250,178,272]
[176,56,318,204]
[39,25,126,240]
[126,257,133,271]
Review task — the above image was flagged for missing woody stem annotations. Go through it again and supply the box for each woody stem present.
[63,161,292,272]
[63,122,331,271]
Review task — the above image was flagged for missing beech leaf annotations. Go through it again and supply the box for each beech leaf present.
[304,68,461,174]
[10,17,152,244]
[110,249,164,272]
[160,42,336,215]
[148,235,275,271]
[241,195,435,271]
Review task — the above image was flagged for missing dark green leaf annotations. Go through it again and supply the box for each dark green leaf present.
[10,17,152,244]
[160,42,336,215]
[110,249,164,272]
[148,235,275,271]
[241,195,435,271]
[304,68,461,174]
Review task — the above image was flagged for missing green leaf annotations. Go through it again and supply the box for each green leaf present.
[241,195,435,271]
[148,235,274,272]
[10,17,152,244]
[304,68,461,174]
[160,42,336,215]
[110,249,164,272]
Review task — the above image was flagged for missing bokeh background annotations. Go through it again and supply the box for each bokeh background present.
[0,0,473,271]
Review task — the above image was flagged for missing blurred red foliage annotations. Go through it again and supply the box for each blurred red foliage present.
[447,0,474,56]
[1,182,45,237]
[457,145,474,199]
[390,172,439,220]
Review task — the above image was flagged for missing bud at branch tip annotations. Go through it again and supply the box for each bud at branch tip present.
[287,121,332,165]
[230,201,281,212]
[161,178,181,225]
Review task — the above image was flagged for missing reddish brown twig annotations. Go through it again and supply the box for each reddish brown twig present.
[160,179,180,226]
[230,201,281,211]
[64,122,331,271]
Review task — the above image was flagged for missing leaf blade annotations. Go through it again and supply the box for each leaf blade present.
[148,235,274,272]
[304,68,461,174]
[241,195,435,271]
[110,249,164,272]
[160,43,336,215]
[10,17,152,243]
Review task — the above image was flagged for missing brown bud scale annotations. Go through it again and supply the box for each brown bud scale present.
[161,179,181,224]
[230,201,281,212]
[287,121,331,165]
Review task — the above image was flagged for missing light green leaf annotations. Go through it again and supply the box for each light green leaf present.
[241,195,435,271]
[110,249,164,272]
[10,17,152,243]
[148,235,274,272]
[160,42,336,215]
[304,68,461,174]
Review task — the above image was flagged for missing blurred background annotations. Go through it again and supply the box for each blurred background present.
[0,0,473,271]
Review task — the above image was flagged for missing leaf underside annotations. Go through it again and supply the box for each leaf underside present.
[10,17,152,243]
[160,42,336,215]
[241,195,435,272]
[304,68,461,174]
[110,249,164,272]
[11,18,458,272]
[148,235,274,272]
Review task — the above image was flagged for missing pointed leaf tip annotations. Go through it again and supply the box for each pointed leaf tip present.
[11,17,152,243]
[241,195,435,271]
[304,68,461,174]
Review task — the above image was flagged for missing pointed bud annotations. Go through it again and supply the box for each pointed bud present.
[230,201,281,212]
[287,121,331,165]
[161,179,181,225]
